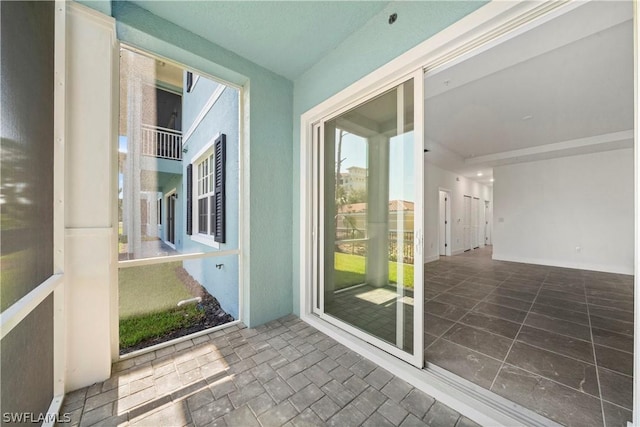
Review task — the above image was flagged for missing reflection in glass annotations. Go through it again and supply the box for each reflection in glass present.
[118,49,239,260]
[118,48,240,353]
[323,79,415,352]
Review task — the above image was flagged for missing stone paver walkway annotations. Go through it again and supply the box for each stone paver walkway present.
[60,315,480,427]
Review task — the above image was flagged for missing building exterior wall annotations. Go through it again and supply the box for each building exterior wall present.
[180,76,240,319]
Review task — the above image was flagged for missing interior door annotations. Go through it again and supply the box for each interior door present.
[314,72,424,366]
[463,195,471,251]
[439,191,447,255]
[472,197,479,249]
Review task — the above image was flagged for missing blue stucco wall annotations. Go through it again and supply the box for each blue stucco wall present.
[109,1,294,327]
[181,77,240,319]
[290,1,487,315]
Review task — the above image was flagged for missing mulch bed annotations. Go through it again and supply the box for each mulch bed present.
[119,266,235,355]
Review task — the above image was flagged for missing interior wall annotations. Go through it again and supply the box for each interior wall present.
[424,162,492,262]
[493,148,634,274]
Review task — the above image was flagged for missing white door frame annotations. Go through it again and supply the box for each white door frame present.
[300,1,638,425]
[164,188,177,249]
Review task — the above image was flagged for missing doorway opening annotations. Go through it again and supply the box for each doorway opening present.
[422,2,634,425]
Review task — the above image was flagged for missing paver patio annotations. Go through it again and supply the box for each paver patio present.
[60,315,478,427]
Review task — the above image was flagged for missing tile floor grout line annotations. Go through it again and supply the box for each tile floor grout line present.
[424,270,514,354]
[582,276,608,427]
[488,270,547,392]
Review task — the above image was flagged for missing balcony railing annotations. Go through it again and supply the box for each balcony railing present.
[141,124,182,160]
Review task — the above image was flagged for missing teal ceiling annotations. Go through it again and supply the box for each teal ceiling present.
[129,1,391,80]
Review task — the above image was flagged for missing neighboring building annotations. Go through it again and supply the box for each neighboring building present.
[340,166,367,193]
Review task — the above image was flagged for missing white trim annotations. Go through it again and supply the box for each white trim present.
[119,319,241,360]
[465,130,633,167]
[633,0,639,425]
[190,234,220,248]
[182,85,226,144]
[53,0,67,397]
[118,248,240,269]
[190,74,200,92]
[492,253,634,276]
[452,249,465,256]
[0,275,63,340]
[42,394,64,427]
[163,188,177,249]
[424,255,440,264]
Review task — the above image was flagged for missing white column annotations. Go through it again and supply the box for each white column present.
[365,134,390,287]
[64,3,118,391]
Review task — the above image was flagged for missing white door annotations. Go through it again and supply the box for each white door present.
[439,191,448,255]
[463,195,471,251]
[484,200,491,245]
[313,72,424,367]
[472,197,480,249]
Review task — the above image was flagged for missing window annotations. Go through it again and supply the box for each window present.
[188,134,226,245]
[196,151,214,235]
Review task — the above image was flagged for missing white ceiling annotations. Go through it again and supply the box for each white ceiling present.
[423,1,634,186]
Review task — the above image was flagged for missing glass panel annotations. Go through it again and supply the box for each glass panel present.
[118,47,240,259]
[118,47,241,354]
[118,257,238,355]
[323,79,415,353]
[1,0,54,311]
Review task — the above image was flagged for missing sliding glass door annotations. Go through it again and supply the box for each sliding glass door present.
[313,72,424,366]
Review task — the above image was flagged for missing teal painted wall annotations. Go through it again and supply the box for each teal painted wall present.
[109,2,294,327]
[77,0,487,324]
[290,1,487,314]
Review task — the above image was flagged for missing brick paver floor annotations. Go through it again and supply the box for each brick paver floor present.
[60,315,480,427]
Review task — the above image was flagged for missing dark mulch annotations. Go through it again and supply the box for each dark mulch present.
[120,267,235,355]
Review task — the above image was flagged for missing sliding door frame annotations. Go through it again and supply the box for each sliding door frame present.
[310,69,425,367]
[301,0,638,425]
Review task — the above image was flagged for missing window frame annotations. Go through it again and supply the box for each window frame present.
[190,135,220,248]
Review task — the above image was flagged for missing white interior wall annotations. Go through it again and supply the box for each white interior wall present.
[493,148,634,275]
[424,161,492,262]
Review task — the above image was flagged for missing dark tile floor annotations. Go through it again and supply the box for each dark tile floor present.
[424,247,634,427]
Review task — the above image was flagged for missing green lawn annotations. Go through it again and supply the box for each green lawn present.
[119,305,204,348]
[119,261,193,319]
[334,252,414,290]
[119,261,201,350]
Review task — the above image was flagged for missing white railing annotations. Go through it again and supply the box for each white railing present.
[141,124,182,160]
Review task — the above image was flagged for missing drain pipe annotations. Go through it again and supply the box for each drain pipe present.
[177,296,202,307]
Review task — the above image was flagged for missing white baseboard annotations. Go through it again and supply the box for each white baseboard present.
[452,249,465,256]
[424,255,440,264]
[491,253,634,275]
